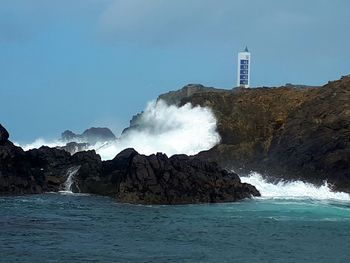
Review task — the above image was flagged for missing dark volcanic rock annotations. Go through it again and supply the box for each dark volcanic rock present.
[0,124,85,195]
[0,140,71,194]
[177,75,350,192]
[119,151,260,204]
[0,125,259,203]
[0,124,9,143]
[0,138,101,195]
[75,148,260,204]
[71,150,104,194]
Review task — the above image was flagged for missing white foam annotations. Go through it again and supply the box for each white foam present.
[92,100,220,160]
[18,100,220,160]
[63,166,81,193]
[240,172,350,201]
[19,138,65,151]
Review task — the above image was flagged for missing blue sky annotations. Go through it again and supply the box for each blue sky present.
[1,0,350,142]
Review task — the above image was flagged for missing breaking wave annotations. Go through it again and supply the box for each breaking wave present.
[240,172,350,201]
[95,100,220,160]
[20,100,221,160]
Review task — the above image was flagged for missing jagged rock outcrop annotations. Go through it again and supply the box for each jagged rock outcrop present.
[0,125,97,194]
[174,75,350,192]
[61,127,116,144]
[0,124,9,143]
[75,148,259,204]
[0,125,259,203]
[0,141,72,194]
[58,127,116,154]
[121,112,143,135]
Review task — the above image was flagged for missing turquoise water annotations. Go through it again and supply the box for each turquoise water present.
[1,193,350,263]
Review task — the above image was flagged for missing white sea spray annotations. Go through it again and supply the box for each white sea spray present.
[240,172,350,201]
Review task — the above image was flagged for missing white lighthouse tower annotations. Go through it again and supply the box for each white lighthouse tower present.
[237,46,251,88]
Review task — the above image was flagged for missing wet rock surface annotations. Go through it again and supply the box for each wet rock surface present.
[175,75,350,192]
[0,141,71,195]
[76,148,260,204]
[0,126,259,203]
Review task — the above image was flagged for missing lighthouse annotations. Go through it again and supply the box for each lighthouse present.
[237,46,251,88]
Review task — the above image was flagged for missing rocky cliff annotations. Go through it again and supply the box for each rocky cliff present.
[0,125,259,203]
[157,84,230,106]
[169,75,350,192]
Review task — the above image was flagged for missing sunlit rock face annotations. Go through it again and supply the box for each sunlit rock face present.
[176,76,350,192]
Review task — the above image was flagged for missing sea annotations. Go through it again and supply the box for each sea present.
[1,172,350,263]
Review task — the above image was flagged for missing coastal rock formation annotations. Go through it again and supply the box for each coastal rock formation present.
[157,84,229,106]
[0,124,9,143]
[58,127,116,155]
[0,141,72,194]
[61,127,116,144]
[76,148,259,204]
[0,125,259,203]
[119,84,230,136]
[57,142,90,155]
[171,75,350,192]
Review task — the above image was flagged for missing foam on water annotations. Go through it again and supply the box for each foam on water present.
[240,172,350,201]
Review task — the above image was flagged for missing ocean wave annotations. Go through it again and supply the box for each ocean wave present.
[18,100,220,160]
[240,172,350,202]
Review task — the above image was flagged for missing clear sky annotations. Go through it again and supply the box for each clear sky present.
[1,0,349,142]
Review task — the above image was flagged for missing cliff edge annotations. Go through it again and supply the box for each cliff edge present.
[161,76,350,192]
